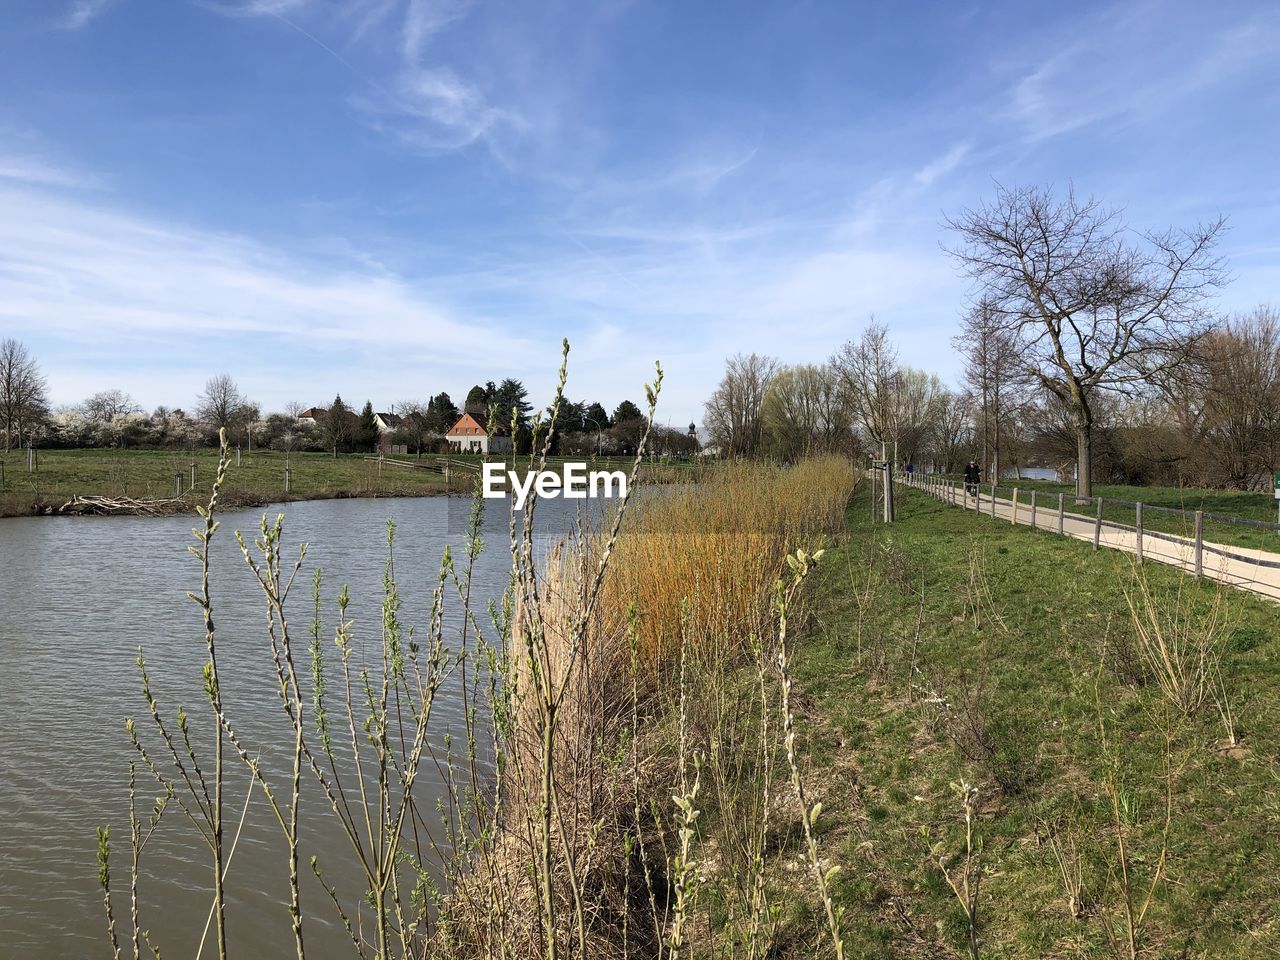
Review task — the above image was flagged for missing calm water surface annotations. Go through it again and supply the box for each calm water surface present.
[0,494,581,959]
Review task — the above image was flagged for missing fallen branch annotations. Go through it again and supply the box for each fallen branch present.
[54,495,186,516]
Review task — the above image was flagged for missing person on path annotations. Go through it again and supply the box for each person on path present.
[964,459,981,497]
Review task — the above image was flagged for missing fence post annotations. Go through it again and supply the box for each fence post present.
[1136,502,1144,561]
[989,484,996,518]
[175,473,182,498]
[285,466,291,494]
[1194,510,1204,578]
[1030,490,1037,530]
[870,465,877,521]
[1011,487,1019,525]
[1057,492,1064,535]
[190,459,196,490]
[1094,497,1103,551]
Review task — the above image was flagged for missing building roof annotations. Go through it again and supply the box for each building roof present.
[297,407,326,419]
[446,411,509,437]
[375,412,404,427]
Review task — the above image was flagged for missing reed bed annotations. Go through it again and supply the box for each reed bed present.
[605,458,855,672]
[99,345,859,960]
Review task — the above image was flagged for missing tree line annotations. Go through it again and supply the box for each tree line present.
[703,183,1280,495]
[0,355,676,458]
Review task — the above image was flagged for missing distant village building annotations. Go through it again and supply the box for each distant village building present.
[445,412,512,455]
[296,407,325,426]
[374,412,403,434]
[374,412,406,455]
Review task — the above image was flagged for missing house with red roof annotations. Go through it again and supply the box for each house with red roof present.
[445,412,512,455]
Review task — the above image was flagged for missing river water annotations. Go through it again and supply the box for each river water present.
[0,494,583,959]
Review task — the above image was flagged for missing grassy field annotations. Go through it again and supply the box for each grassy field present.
[934,475,1280,552]
[0,447,700,517]
[0,448,452,516]
[780,482,1280,957]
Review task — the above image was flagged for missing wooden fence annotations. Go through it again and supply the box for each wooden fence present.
[902,472,1280,603]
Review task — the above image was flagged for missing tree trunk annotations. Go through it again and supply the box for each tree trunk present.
[991,381,1001,484]
[1075,415,1093,499]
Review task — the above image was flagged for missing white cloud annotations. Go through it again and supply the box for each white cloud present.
[62,0,116,30]
[214,0,520,154]
[0,154,95,189]
[1005,3,1278,143]
[913,142,970,188]
[401,0,471,62]
[0,182,537,365]
[204,0,315,16]
[357,65,521,150]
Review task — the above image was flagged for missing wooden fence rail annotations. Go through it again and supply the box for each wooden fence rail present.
[900,472,1280,604]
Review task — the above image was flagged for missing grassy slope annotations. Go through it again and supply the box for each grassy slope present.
[788,483,1280,958]
[0,448,455,516]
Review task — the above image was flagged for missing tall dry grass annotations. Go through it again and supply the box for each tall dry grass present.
[100,344,859,960]
[605,458,855,672]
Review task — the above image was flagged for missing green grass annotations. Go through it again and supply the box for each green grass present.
[0,448,457,516]
[786,483,1280,958]
[0,447,706,517]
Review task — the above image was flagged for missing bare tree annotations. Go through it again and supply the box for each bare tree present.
[929,388,973,474]
[947,184,1226,497]
[1193,306,1280,487]
[197,374,254,434]
[954,298,1028,481]
[894,368,946,468]
[80,389,140,424]
[830,320,903,459]
[703,353,778,456]
[0,338,49,451]
[395,399,434,458]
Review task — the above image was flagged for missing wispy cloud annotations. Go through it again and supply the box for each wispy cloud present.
[1005,3,1279,143]
[61,0,117,30]
[913,141,970,188]
[0,181,538,376]
[209,0,519,153]
[203,0,315,17]
[400,0,471,62]
[0,153,96,188]
[357,65,522,151]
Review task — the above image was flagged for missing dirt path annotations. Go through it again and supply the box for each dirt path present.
[906,476,1280,603]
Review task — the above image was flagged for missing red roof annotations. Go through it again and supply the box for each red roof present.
[446,412,488,437]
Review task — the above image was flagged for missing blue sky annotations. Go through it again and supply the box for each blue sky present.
[1,0,1278,427]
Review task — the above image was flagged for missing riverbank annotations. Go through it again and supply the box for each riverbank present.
[777,482,1280,957]
[0,448,700,517]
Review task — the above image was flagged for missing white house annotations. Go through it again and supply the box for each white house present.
[374,411,406,455]
[445,412,512,455]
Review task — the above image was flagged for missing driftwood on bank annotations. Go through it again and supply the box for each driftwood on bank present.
[50,494,187,516]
